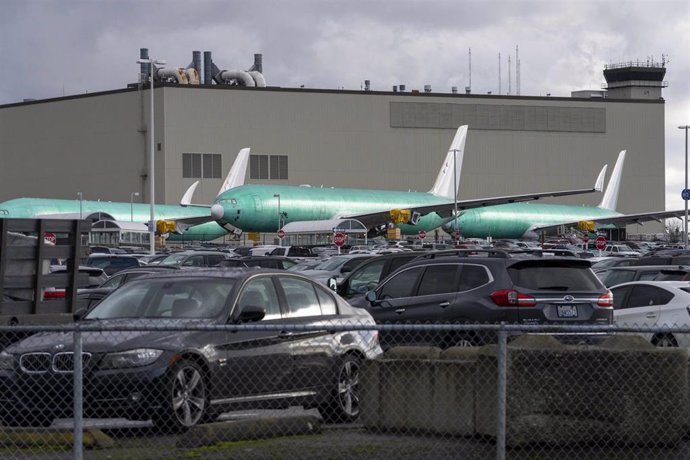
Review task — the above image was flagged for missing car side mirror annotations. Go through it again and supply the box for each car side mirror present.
[365,290,380,305]
[327,277,338,292]
[238,305,266,323]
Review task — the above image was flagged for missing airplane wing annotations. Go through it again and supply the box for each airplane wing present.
[530,209,686,234]
[339,164,607,229]
[339,184,606,230]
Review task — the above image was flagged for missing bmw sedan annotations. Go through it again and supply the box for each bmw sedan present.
[0,269,381,431]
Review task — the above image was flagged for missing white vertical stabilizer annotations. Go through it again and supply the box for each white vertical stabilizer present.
[598,150,626,211]
[429,125,468,199]
[218,148,251,195]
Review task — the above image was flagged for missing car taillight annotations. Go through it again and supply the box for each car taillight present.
[597,291,613,307]
[43,290,66,300]
[490,289,537,307]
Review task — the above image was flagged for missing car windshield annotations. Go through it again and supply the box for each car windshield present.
[314,256,352,271]
[158,254,188,266]
[85,278,235,320]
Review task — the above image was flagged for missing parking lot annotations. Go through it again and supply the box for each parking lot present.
[4,231,690,458]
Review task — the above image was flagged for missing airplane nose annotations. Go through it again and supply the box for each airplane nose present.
[211,203,225,221]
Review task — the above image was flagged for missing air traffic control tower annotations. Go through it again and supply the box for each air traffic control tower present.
[603,59,668,99]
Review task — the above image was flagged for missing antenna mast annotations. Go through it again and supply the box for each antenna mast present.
[516,45,521,95]
[498,52,501,95]
[508,56,512,95]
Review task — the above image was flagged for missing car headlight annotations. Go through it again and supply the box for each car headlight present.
[98,349,163,370]
[0,351,14,371]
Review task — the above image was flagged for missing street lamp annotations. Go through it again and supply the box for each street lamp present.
[136,57,166,255]
[77,192,83,220]
[680,125,690,249]
[130,192,140,222]
[452,149,459,245]
[274,193,282,246]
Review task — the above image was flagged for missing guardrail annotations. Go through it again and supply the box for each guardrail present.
[0,322,688,459]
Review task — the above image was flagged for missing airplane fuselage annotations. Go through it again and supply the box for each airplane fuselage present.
[0,198,227,242]
[213,184,454,234]
[445,202,621,239]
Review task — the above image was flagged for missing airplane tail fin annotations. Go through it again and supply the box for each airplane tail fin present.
[218,148,251,196]
[429,125,468,199]
[598,150,626,211]
[180,181,200,206]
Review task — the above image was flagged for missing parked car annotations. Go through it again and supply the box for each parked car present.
[351,252,613,349]
[601,244,641,258]
[597,265,690,287]
[218,256,299,270]
[84,254,145,275]
[611,281,690,347]
[43,266,109,301]
[299,254,376,285]
[268,246,318,258]
[327,252,426,299]
[591,257,640,272]
[76,265,181,307]
[156,250,233,267]
[0,269,382,429]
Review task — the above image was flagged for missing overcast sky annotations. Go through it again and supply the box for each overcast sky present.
[2,0,688,211]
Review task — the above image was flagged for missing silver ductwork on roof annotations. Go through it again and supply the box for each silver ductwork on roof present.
[137,49,265,87]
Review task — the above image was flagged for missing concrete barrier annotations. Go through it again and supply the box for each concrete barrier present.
[361,335,690,447]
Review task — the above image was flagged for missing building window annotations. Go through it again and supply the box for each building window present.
[251,154,288,180]
[183,153,221,179]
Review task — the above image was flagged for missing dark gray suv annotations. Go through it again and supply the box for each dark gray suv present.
[351,251,613,348]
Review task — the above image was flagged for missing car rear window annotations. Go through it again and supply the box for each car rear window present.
[508,261,602,291]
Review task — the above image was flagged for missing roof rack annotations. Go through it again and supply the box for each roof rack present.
[415,249,511,260]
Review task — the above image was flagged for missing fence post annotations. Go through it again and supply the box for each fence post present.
[496,326,508,460]
[73,328,83,460]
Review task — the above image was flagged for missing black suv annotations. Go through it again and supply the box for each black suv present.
[351,251,613,349]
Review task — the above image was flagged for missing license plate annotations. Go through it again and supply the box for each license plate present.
[557,305,578,318]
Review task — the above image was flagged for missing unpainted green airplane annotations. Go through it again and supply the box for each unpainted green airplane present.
[0,148,251,242]
[178,126,607,237]
[442,150,685,240]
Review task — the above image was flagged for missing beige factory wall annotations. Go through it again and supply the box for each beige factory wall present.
[0,85,665,234]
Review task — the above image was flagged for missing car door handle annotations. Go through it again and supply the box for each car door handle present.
[439,301,450,308]
[395,308,406,314]
[645,313,656,319]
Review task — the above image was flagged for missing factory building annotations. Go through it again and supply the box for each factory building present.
[0,50,668,236]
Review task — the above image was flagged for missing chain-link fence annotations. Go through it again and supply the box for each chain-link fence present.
[0,322,689,459]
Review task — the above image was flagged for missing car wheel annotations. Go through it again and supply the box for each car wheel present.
[441,332,483,349]
[154,359,208,432]
[652,333,679,347]
[321,354,361,424]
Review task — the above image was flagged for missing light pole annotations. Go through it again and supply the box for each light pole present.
[452,149,459,245]
[136,57,166,254]
[274,193,282,246]
[77,192,83,220]
[680,125,690,249]
[130,192,140,222]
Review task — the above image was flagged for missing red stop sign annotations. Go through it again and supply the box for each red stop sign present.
[277,229,285,238]
[595,236,606,250]
[418,230,427,239]
[333,232,346,247]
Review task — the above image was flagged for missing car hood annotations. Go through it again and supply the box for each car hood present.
[5,319,214,355]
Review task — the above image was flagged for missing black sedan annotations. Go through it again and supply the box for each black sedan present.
[0,269,382,431]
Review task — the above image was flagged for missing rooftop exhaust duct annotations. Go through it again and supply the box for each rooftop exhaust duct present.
[424,85,432,93]
[364,80,371,91]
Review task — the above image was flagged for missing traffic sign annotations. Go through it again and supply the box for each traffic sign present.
[595,235,607,251]
[682,189,690,201]
[453,230,460,241]
[418,230,427,239]
[333,232,346,247]
[44,232,56,245]
[277,229,285,239]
